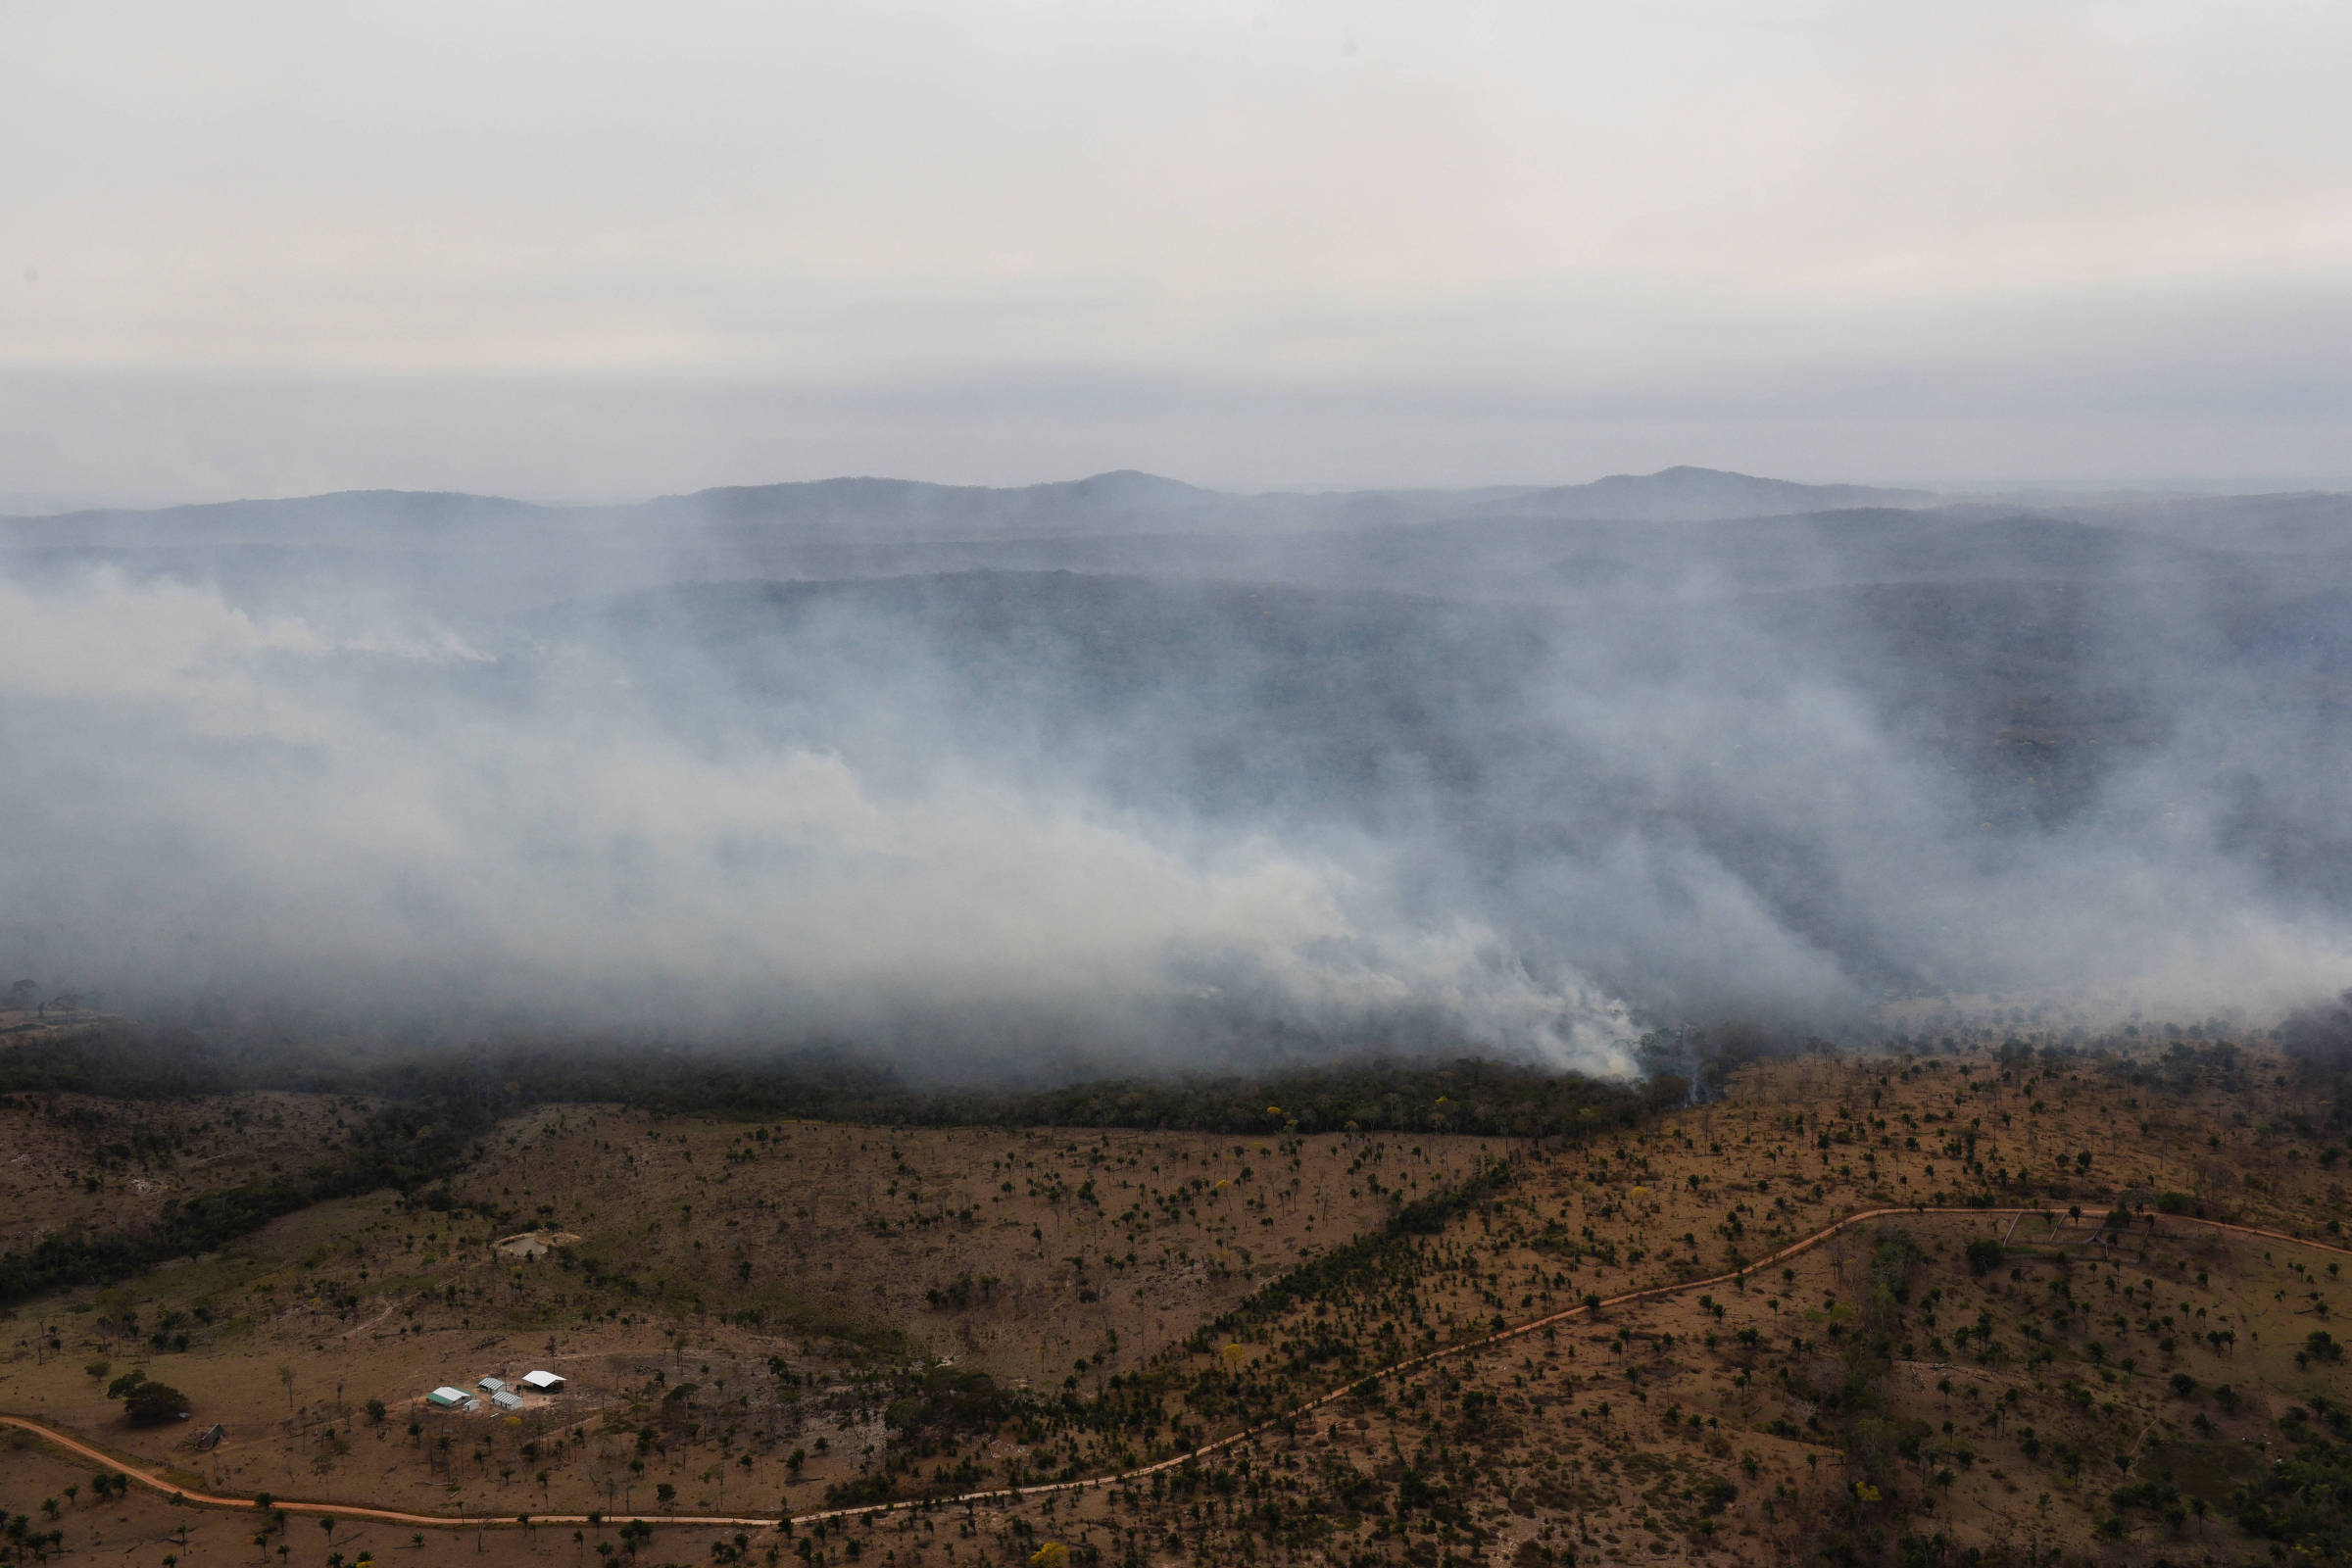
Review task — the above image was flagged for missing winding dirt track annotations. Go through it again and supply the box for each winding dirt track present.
[7,1204,2343,1534]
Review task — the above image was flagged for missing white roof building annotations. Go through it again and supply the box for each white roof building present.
[425,1387,471,1409]
[491,1389,525,1410]
[520,1369,566,1391]
[477,1377,508,1394]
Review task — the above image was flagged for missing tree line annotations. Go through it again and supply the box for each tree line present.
[0,1026,1695,1309]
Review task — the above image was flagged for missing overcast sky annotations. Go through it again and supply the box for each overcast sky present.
[5,1,2349,505]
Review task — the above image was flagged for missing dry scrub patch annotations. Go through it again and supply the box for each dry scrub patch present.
[8,1040,2352,1567]
[0,1117,1496,1525]
[0,1430,784,1568]
[0,1093,380,1253]
[444,1112,1497,1387]
[1103,1044,2352,1565]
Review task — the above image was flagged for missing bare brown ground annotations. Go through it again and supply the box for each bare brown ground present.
[0,1092,376,1253]
[0,1431,777,1568]
[0,1120,1494,1523]
[441,1111,1498,1389]
[8,1041,2350,1567]
[1101,1045,2352,1565]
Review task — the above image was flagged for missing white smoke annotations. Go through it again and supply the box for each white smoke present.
[0,564,1641,1076]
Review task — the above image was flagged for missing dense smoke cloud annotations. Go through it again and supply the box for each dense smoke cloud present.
[0,561,1637,1075]
[5,470,2351,1077]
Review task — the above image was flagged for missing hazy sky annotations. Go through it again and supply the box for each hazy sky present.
[6,1,2350,504]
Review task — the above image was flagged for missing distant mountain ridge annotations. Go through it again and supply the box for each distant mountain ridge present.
[644,468,1233,543]
[0,488,553,549]
[1483,466,1935,523]
[0,466,1936,549]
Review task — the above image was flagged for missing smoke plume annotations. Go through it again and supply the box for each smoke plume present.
[6,469,2351,1077]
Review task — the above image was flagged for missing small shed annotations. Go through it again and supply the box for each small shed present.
[425,1387,470,1410]
[491,1389,525,1411]
[477,1377,508,1394]
[520,1370,566,1392]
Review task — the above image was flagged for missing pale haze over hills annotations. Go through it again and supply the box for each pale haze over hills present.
[6,462,2352,1074]
[5,2,2351,1071]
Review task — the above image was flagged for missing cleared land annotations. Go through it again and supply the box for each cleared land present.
[0,1119,1494,1518]
[0,1092,376,1255]
[6,1038,2351,1568]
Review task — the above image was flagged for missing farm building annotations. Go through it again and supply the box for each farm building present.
[520,1370,566,1391]
[491,1389,525,1410]
[424,1387,472,1410]
[477,1377,508,1394]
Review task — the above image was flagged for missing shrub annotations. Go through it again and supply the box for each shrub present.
[122,1379,190,1425]
[1871,1231,1924,1299]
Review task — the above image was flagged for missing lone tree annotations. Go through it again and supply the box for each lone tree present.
[107,1370,190,1426]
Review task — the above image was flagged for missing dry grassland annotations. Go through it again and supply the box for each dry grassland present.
[0,1094,378,1254]
[0,1431,771,1568]
[6,1039,2350,1568]
[0,1121,1493,1523]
